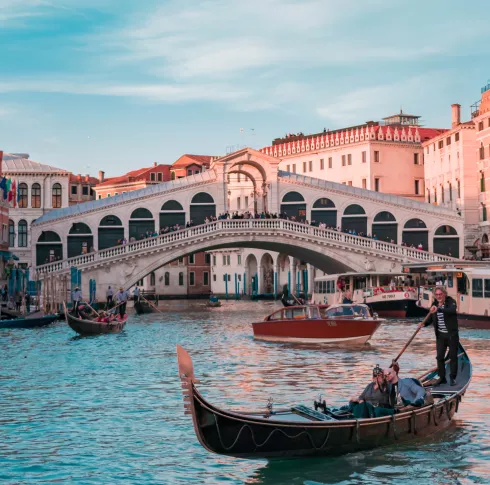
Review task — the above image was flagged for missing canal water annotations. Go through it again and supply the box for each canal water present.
[1,301,489,485]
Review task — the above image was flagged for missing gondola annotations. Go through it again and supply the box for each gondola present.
[65,307,127,336]
[206,300,222,308]
[134,299,159,315]
[0,314,58,329]
[177,343,471,458]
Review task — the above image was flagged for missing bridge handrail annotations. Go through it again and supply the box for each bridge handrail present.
[35,219,455,275]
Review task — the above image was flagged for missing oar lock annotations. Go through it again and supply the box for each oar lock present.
[314,394,327,412]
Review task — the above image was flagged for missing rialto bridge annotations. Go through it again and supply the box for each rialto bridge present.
[32,148,462,299]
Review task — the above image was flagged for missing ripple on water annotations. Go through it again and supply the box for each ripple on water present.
[0,301,489,485]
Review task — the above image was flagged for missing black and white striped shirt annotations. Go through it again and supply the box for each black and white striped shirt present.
[436,306,448,334]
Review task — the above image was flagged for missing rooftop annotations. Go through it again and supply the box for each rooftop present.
[171,154,214,169]
[2,153,70,174]
[96,164,171,188]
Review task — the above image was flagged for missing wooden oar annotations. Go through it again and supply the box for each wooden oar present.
[83,301,101,318]
[107,300,128,315]
[391,312,432,366]
[140,294,163,313]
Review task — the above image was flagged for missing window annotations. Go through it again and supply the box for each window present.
[71,185,77,195]
[245,196,249,207]
[237,174,241,182]
[485,279,490,298]
[480,144,485,160]
[189,272,195,286]
[213,274,216,282]
[52,183,62,208]
[237,255,242,265]
[303,161,307,172]
[114,193,118,196]
[222,255,226,265]
[481,173,485,193]
[8,220,15,247]
[179,272,184,286]
[150,173,156,181]
[286,165,290,172]
[82,186,89,196]
[438,140,444,149]
[203,272,209,286]
[441,185,445,203]
[414,180,420,195]
[457,180,461,198]
[188,169,193,176]
[292,164,296,173]
[449,182,453,201]
[362,151,367,163]
[427,189,431,203]
[472,278,483,298]
[189,253,195,264]
[434,188,437,203]
[320,159,324,170]
[455,132,460,142]
[446,137,451,146]
[374,151,380,163]
[194,170,200,175]
[205,253,211,264]
[479,121,484,131]
[328,157,332,168]
[342,155,346,166]
[31,183,41,208]
[309,160,313,172]
[150,272,156,286]
[178,257,184,265]
[362,178,367,189]
[347,154,352,165]
[374,178,380,192]
[414,153,419,165]
[212,255,216,266]
[18,183,28,208]
[18,220,27,247]
[237,197,241,210]
[98,195,102,200]
[157,172,163,182]
[348,181,353,186]
[227,255,231,265]
[164,272,170,286]
[483,205,488,222]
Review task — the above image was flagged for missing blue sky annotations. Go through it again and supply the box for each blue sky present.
[1,0,490,176]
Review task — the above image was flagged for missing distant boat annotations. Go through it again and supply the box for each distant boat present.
[0,314,58,329]
[134,299,159,314]
[206,300,221,308]
[65,307,127,336]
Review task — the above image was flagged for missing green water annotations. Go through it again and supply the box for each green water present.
[1,301,489,484]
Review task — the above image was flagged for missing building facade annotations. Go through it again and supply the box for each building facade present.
[259,112,446,203]
[170,154,212,180]
[0,151,11,280]
[69,173,99,206]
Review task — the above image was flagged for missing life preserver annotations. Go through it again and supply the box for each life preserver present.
[404,292,410,298]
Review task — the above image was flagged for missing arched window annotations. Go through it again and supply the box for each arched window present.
[178,272,184,286]
[18,183,28,208]
[52,183,62,208]
[171,172,176,180]
[435,225,458,236]
[282,191,305,203]
[150,272,156,286]
[404,218,427,229]
[32,183,41,208]
[373,211,396,222]
[18,220,28,247]
[344,204,366,215]
[130,208,153,219]
[164,272,170,286]
[8,220,15,247]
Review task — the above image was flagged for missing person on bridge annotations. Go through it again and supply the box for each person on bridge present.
[115,287,129,318]
[106,286,114,308]
[418,287,459,386]
[133,285,140,302]
[72,286,82,314]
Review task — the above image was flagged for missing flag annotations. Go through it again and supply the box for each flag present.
[11,180,16,207]
[16,180,20,207]
[0,177,6,200]
[6,178,12,202]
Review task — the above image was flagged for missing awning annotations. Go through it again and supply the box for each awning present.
[0,251,19,261]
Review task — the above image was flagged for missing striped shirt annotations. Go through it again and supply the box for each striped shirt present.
[436,306,448,333]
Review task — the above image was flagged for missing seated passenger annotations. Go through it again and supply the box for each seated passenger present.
[384,364,427,411]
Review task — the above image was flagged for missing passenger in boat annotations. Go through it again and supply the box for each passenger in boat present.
[384,365,426,411]
[348,365,392,418]
[342,291,353,304]
[418,287,459,386]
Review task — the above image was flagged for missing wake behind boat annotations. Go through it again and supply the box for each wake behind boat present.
[176,344,471,458]
[252,304,382,344]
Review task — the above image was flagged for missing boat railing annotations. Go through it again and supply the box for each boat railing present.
[35,219,456,275]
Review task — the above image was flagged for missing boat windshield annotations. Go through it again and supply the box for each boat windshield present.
[323,305,370,318]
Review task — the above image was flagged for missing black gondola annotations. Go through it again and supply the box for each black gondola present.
[177,344,471,458]
[134,299,158,315]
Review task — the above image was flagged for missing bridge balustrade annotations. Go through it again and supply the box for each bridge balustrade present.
[35,219,455,275]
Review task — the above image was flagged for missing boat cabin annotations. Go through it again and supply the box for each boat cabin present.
[265,304,371,321]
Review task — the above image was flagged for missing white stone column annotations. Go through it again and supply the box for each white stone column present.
[258,265,264,295]
[273,263,279,297]
[290,259,297,295]
[307,263,314,296]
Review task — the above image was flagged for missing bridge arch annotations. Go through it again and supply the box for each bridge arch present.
[68,222,93,258]
[280,191,306,221]
[36,230,62,265]
[342,204,367,234]
[402,218,428,250]
[129,208,155,240]
[160,200,185,229]
[311,197,337,227]
[99,215,124,250]
[190,192,216,224]
[245,253,258,295]
[259,252,274,294]
[372,211,398,243]
[433,225,459,258]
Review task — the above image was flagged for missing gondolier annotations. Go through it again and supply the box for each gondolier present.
[116,287,129,318]
[133,285,140,302]
[418,287,459,386]
[72,286,82,315]
[106,286,114,308]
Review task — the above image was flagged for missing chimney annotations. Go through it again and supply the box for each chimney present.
[153,162,157,167]
[85,174,89,182]
[77,174,81,181]
[451,104,461,128]
[98,170,105,182]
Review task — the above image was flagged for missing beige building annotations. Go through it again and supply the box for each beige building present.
[260,112,446,202]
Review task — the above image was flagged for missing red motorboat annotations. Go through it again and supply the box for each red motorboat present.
[252,304,383,344]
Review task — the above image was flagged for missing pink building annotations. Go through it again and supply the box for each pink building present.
[260,112,446,201]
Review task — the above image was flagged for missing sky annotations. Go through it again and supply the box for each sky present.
[1,0,490,177]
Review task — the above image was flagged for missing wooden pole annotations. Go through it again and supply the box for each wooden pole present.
[140,294,163,313]
[392,312,432,365]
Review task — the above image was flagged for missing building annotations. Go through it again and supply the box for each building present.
[2,152,72,267]
[94,163,172,199]
[170,154,212,180]
[259,111,446,204]
[0,151,11,280]
[423,104,478,253]
[69,173,99,206]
